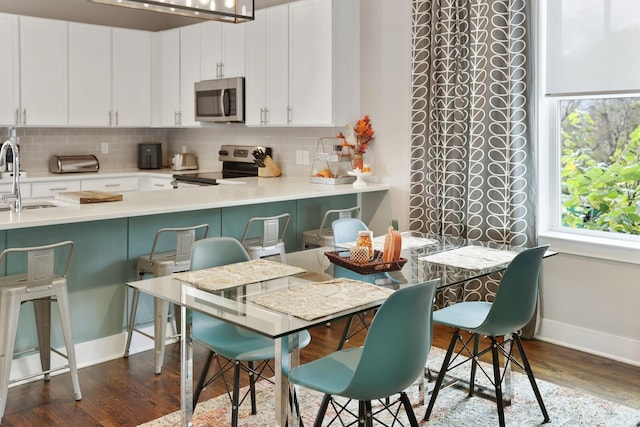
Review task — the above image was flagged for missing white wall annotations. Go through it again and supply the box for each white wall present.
[359,0,413,232]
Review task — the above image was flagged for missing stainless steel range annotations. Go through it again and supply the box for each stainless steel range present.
[172,144,272,187]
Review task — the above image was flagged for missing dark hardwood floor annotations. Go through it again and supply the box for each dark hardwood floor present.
[2,319,639,426]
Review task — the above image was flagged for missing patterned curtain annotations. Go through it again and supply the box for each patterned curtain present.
[410,0,537,333]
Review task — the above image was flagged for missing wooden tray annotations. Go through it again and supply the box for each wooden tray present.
[324,250,407,274]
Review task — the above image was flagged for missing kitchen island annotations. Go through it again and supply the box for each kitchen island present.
[0,176,389,378]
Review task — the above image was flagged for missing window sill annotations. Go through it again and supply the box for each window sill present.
[539,230,640,266]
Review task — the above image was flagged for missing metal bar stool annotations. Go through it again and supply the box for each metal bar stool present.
[124,223,209,374]
[301,206,360,249]
[0,240,81,424]
[240,213,290,262]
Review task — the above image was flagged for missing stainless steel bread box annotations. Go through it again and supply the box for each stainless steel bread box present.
[49,155,100,174]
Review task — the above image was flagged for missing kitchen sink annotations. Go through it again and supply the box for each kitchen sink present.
[0,202,58,212]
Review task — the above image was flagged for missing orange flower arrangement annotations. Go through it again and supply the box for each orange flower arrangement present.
[337,115,375,155]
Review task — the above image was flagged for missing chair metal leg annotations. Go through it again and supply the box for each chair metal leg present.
[360,400,373,427]
[56,284,82,400]
[468,333,480,397]
[0,293,21,421]
[313,394,331,427]
[490,337,506,427]
[231,361,241,427]
[154,298,170,374]
[400,391,419,427]
[513,334,550,423]
[424,329,460,421]
[248,361,257,415]
[123,287,140,357]
[33,299,52,381]
[193,350,214,410]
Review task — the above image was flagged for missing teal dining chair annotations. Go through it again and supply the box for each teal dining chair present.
[423,245,551,427]
[288,279,439,427]
[189,237,312,427]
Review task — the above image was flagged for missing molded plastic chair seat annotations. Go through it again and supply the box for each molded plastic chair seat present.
[289,279,439,426]
[190,237,311,427]
[424,245,551,427]
[302,206,360,249]
[241,213,290,261]
[124,223,209,374]
[0,241,81,424]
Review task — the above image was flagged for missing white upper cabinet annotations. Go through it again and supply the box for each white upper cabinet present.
[0,13,19,126]
[180,24,201,127]
[152,28,180,127]
[245,6,289,126]
[245,0,359,127]
[288,0,359,126]
[68,23,112,126]
[200,21,246,80]
[152,25,201,127]
[112,28,152,127]
[19,16,69,126]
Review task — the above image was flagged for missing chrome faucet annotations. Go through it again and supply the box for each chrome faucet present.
[0,128,21,212]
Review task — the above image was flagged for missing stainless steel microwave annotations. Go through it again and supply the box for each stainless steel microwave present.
[194,77,245,123]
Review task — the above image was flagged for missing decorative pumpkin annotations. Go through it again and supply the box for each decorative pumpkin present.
[382,226,402,262]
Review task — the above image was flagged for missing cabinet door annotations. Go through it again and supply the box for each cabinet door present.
[113,28,152,127]
[31,180,81,198]
[153,28,180,127]
[180,25,201,127]
[244,10,267,126]
[289,0,333,125]
[266,5,290,126]
[81,177,138,192]
[19,16,68,126]
[0,14,19,126]
[200,21,223,80]
[69,23,112,126]
[221,23,245,78]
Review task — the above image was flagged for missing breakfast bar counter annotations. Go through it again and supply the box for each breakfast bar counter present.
[0,176,389,230]
[0,176,390,379]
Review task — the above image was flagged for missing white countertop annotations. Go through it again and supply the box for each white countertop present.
[0,176,389,230]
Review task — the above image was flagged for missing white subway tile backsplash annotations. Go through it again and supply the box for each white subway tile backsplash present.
[2,125,343,177]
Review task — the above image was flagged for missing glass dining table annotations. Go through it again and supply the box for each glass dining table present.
[126,232,550,427]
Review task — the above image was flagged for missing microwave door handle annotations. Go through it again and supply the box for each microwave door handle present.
[220,89,227,117]
[223,89,232,117]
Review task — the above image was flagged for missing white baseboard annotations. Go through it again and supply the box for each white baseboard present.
[537,318,640,367]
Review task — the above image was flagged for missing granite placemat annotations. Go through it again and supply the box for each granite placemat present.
[250,277,394,321]
[173,259,305,291]
[419,245,518,270]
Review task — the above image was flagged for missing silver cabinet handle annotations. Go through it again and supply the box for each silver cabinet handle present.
[175,111,179,126]
[105,184,121,188]
[22,109,26,125]
[50,187,69,191]
[287,106,292,125]
[15,109,19,125]
[178,111,182,126]
[115,111,119,126]
[109,111,112,127]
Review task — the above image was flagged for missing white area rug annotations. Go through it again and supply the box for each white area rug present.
[140,347,640,426]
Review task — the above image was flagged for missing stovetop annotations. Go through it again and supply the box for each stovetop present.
[172,144,273,186]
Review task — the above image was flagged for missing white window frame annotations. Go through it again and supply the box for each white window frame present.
[536,0,640,265]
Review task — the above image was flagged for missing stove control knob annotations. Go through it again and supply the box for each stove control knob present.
[219,150,228,156]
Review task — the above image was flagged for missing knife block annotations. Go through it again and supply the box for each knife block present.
[258,167,277,177]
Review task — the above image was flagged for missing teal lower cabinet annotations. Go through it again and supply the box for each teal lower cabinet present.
[6,219,129,353]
